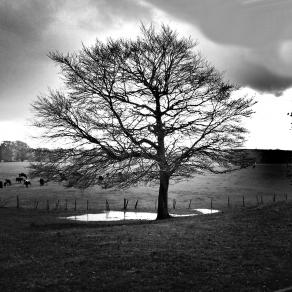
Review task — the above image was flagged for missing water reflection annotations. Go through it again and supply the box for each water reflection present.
[195,208,220,214]
[65,211,157,221]
[63,208,220,222]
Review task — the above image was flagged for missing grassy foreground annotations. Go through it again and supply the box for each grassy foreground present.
[0,202,292,291]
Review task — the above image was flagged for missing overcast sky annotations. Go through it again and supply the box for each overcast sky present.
[0,0,292,149]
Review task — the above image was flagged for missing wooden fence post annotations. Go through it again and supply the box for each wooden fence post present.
[188,199,192,209]
[74,199,77,211]
[228,196,230,208]
[273,193,276,202]
[16,196,19,209]
[87,200,89,211]
[65,199,68,211]
[46,200,50,211]
[242,196,245,207]
[210,198,213,213]
[106,200,110,211]
[134,200,138,210]
[173,199,176,210]
[123,198,128,210]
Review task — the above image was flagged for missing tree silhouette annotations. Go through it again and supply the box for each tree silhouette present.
[14,141,30,161]
[0,141,14,162]
[31,24,254,219]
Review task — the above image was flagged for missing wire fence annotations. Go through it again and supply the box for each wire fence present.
[0,192,289,213]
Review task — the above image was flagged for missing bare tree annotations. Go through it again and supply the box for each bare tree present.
[31,24,254,219]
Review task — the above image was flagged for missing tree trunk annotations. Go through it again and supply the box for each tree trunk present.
[156,171,171,220]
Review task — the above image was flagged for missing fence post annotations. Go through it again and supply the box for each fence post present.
[106,200,110,211]
[285,193,288,201]
[242,196,245,207]
[210,198,213,213]
[87,200,89,211]
[74,199,77,211]
[228,196,230,208]
[173,199,176,210]
[46,200,50,211]
[16,196,19,209]
[123,198,128,210]
[188,199,192,209]
[273,193,276,202]
[65,199,68,211]
[134,200,138,210]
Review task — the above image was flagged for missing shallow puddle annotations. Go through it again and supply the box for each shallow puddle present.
[65,211,157,221]
[194,208,220,214]
[63,208,220,222]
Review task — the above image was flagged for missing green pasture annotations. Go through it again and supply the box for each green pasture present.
[0,162,291,212]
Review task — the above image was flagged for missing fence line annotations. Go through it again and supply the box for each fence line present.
[1,192,288,212]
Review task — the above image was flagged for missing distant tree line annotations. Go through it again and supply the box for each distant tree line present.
[245,149,292,164]
[0,140,57,162]
[1,140,291,164]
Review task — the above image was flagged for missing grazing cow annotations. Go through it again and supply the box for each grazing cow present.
[39,178,45,186]
[5,179,11,186]
[98,175,104,182]
[24,180,31,188]
[19,173,27,179]
[16,177,23,183]
[0,181,3,188]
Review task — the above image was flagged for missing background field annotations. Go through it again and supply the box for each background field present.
[0,161,291,212]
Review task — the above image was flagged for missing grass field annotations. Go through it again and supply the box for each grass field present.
[1,162,292,291]
[0,202,292,291]
[0,162,292,212]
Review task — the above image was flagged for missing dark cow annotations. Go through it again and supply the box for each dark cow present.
[39,178,45,186]
[16,177,23,183]
[19,173,27,179]
[24,180,31,188]
[5,179,11,186]
[0,181,3,188]
[98,175,104,182]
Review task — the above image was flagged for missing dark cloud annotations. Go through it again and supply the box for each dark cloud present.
[145,0,292,94]
[226,61,292,95]
[0,0,60,42]
[145,0,292,48]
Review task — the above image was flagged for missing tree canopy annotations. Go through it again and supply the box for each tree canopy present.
[31,24,255,219]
